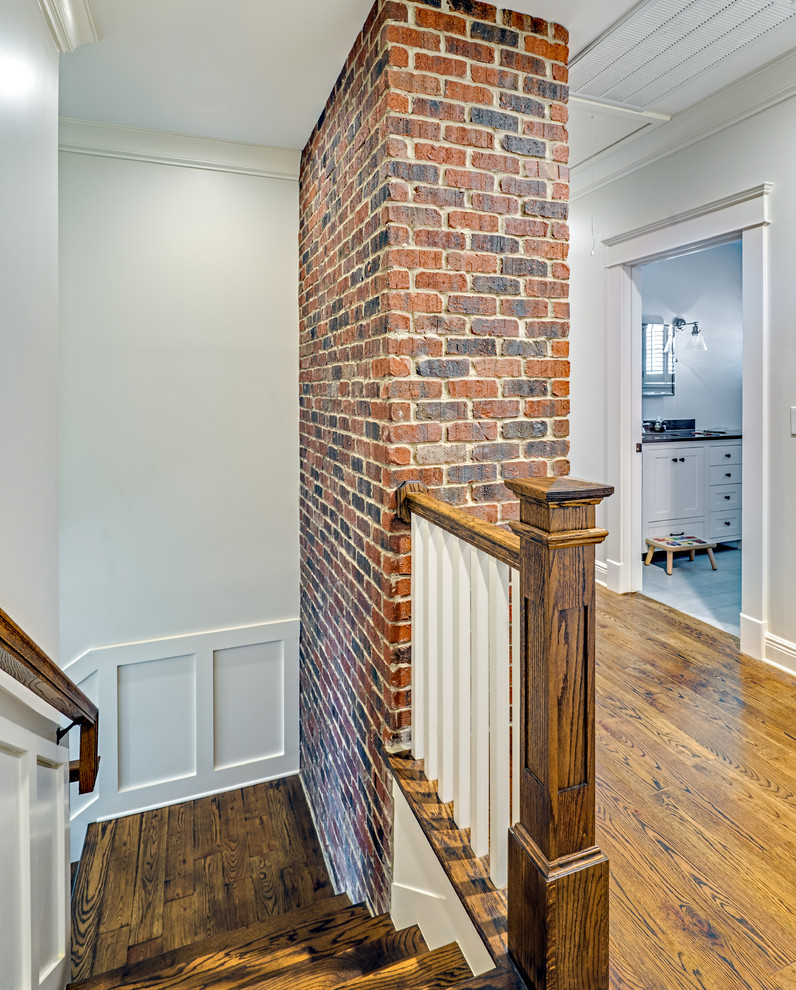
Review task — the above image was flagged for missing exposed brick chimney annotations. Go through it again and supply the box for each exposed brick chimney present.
[299,0,569,910]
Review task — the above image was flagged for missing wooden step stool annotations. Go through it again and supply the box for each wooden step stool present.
[644,535,717,575]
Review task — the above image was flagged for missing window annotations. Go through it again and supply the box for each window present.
[642,322,675,395]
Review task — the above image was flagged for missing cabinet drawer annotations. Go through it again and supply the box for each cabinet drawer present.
[709,485,742,511]
[710,464,741,485]
[646,520,706,543]
[709,443,742,466]
[709,511,741,540]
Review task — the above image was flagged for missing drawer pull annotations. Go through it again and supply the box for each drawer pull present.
[725,495,731,501]
[670,531,685,536]
[679,457,685,462]
[725,453,732,458]
[725,472,732,477]
[672,458,677,463]
[724,521,731,526]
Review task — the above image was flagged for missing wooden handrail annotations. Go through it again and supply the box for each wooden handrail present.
[396,482,521,570]
[0,606,99,794]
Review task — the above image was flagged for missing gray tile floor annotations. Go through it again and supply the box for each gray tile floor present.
[641,543,741,637]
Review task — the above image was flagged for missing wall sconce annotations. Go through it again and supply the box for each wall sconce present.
[663,316,707,354]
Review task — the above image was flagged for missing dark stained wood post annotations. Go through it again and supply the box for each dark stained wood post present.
[505,477,614,990]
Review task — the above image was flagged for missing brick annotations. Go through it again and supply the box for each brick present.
[471,317,519,337]
[447,251,499,273]
[472,275,520,295]
[524,77,569,102]
[500,49,546,75]
[445,36,496,64]
[416,358,470,377]
[502,420,548,439]
[447,295,497,315]
[416,401,468,420]
[449,0,497,20]
[501,298,548,318]
[448,463,498,483]
[415,229,467,249]
[472,151,520,173]
[388,161,440,182]
[448,378,498,398]
[471,233,519,254]
[416,8,467,35]
[472,192,518,215]
[473,442,520,461]
[386,422,442,443]
[448,211,499,231]
[523,200,569,220]
[470,65,519,89]
[414,142,467,165]
[525,440,570,457]
[525,278,569,299]
[416,443,468,464]
[384,205,442,226]
[501,11,548,34]
[447,421,498,441]
[444,125,494,149]
[446,337,497,355]
[525,358,570,378]
[415,53,467,77]
[473,399,520,419]
[502,379,546,396]
[412,97,466,121]
[500,92,545,118]
[385,291,443,313]
[386,116,441,139]
[500,176,547,197]
[502,339,547,356]
[471,20,519,47]
[446,168,495,191]
[472,358,522,377]
[384,25,442,51]
[386,70,442,96]
[446,80,494,105]
[502,257,548,277]
[416,271,468,291]
[501,135,546,157]
[469,107,519,132]
[524,36,568,63]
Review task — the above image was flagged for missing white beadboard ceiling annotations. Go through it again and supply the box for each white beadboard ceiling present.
[571,0,796,112]
[57,0,796,164]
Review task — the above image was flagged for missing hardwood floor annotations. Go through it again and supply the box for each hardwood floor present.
[596,587,796,990]
[70,775,334,981]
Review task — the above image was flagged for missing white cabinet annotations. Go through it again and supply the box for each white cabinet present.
[642,440,742,551]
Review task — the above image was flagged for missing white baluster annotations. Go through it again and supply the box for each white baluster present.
[411,514,426,761]
[470,548,490,858]
[489,558,511,888]
[511,567,521,827]
[438,530,455,803]
[452,538,472,828]
[424,521,440,783]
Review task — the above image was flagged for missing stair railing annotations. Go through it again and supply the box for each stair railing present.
[398,476,613,990]
[0,605,99,793]
[0,605,99,990]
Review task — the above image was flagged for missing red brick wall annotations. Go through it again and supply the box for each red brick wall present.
[299,0,569,911]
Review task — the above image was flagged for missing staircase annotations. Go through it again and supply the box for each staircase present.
[67,894,472,989]
[68,780,484,990]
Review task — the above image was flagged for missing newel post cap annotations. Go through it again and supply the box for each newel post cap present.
[505,477,614,505]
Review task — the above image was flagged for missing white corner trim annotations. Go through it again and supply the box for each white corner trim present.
[571,47,796,200]
[59,119,301,181]
[603,185,773,249]
[569,95,671,123]
[37,0,99,52]
[594,559,608,588]
[763,634,796,677]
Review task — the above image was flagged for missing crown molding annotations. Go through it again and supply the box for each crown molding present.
[37,0,99,53]
[571,47,796,201]
[59,119,301,181]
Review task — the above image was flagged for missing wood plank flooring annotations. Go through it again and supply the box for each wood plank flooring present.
[70,775,333,982]
[596,588,796,990]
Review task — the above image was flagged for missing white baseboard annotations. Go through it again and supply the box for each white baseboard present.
[763,633,796,678]
[740,612,767,661]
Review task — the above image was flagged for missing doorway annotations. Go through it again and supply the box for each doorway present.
[599,183,770,660]
[638,241,742,636]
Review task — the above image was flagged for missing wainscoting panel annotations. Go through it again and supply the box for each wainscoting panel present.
[64,619,299,861]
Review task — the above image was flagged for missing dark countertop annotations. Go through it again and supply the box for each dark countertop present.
[642,431,743,444]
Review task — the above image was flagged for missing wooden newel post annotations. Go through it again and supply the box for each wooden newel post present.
[504,477,614,990]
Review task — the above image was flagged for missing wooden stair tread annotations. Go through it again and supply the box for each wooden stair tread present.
[68,894,360,990]
[332,941,472,989]
[451,964,526,989]
[238,922,427,990]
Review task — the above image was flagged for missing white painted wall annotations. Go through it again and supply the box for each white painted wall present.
[570,94,796,650]
[641,241,743,431]
[59,151,300,664]
[0,0,60,657]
